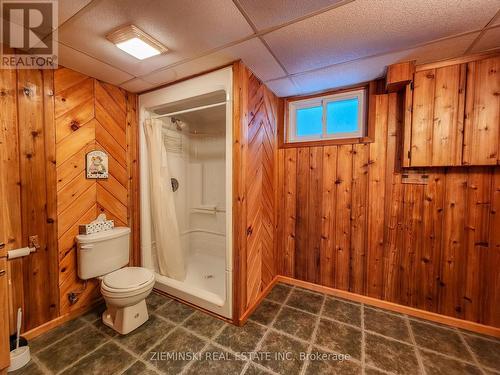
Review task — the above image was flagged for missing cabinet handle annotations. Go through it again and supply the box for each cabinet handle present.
[0,242,5,249]
[0,270,5,276]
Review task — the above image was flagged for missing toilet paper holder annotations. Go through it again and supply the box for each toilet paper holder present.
[7,235,40,260]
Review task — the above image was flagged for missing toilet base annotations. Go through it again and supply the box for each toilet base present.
[102,300,149,335]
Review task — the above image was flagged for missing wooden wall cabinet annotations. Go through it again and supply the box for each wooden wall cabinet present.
[463,56,500,165]
[404,54,499,167]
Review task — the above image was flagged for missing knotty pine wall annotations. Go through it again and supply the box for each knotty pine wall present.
[233,62,280,321]
[0,66,139,333]
[276,91,500,328]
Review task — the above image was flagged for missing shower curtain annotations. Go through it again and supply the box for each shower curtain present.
[143,118,186,281]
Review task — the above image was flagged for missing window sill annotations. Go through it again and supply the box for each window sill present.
[280,136,374,149]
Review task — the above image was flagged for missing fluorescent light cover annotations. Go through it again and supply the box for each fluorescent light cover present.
[116,37,160,60]
[107,25,168,60]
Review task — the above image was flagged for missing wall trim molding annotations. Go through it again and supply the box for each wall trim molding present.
[277,276,500,338]
[238,276,279,326]
[23,300,102,340]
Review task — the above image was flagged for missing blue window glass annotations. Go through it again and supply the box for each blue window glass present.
[326,98,359,134]
[296,106,323,137]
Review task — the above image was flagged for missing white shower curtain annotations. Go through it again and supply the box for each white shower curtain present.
[143,118,186,281]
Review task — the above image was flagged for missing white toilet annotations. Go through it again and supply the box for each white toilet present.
[76,227,155,335]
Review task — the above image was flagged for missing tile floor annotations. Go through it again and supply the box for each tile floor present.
[11,283,500,375]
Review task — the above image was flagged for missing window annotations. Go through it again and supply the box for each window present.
[287,88,367,143]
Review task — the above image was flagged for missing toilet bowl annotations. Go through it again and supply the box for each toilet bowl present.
[100,267,155,334]
[76,227,155,335]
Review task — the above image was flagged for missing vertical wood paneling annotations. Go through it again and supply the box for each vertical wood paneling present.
[366,95,389,298]
[350,144,368,294]
[277,71,500,327]
[335,145,352,290]
[438,172,468,318]
[295,147,310,281]
[307,147,323,284]
[320,146,337,287]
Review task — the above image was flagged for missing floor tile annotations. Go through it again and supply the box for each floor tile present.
[322,297,361,327]
[463,333,500,370]
[286,289,324,314]
[410,320,472,360]
[266,283,292,303]
[81,304,106,323]
[184,345,246,375]
[420,349,482,375]
[92,317,119,337]
[61,341,134,375]
[114,314,175,355]
[144,328,207,375]
[30,317,87,353]
[9,360,44,375]
[215,321,266,352]
[304,349,361,375]
[37,326,108,373]
[255,330,308,375]
[364,367,387,375]
[364,307,411,342]
[155,299,195,323]
[250,300,281,325]
[273,306,317,340]
[122,361,159,375]
[182,311,226,339]
[244,363,274,374]
[146,292,170,311]
[364,333,420,375]
[314,319,361,360]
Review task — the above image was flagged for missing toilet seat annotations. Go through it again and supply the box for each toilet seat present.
[102,267,155,294]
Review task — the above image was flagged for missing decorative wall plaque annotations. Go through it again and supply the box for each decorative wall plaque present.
[86,150,108,179]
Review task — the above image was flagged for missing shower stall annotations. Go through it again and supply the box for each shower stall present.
[139,68,232,318]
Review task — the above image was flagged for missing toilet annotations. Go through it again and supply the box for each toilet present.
[76,227,155,335]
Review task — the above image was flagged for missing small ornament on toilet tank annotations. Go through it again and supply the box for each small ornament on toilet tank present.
[79,213,114,235]
[86,150,108,179]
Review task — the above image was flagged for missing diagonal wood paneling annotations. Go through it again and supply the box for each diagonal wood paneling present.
[54,68,136,315]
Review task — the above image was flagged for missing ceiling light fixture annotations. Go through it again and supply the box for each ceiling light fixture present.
[106,25,168,60]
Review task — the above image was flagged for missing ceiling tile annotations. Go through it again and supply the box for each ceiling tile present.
[58,43,133,85]
[471,26,500,52]
[237,0,346,30]
[289,33,479,96]
[265,77,300,97]
[264,0,498,74]
[58,1,93,26]
[119,78,154,93]
[142,38,285,85]
[58,0,253,76]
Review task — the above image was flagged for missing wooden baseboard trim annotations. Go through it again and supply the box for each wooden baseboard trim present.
[277,276,500,338]
[238,276,279,326]
[23,300,103,341]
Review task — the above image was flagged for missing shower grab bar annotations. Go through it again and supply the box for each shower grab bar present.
[191,207,226,214]
[152,101,227,119]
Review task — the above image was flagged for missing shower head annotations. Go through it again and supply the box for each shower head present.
[171,117,186,131]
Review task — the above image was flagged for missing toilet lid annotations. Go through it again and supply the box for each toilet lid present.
[103,267,154,289]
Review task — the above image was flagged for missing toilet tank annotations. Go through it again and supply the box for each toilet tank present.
[76,227,131,280]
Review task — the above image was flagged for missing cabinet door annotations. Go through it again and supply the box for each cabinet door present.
[0,258,9,371]
[463,56,500,165]
[410,64,466,166]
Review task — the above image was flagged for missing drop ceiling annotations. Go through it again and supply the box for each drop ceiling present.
[52,0,500,97]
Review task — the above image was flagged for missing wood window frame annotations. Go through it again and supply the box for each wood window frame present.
[279,82,376,148]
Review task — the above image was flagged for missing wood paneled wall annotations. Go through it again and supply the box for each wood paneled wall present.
[54,68,139,316]
[277,91,500,328]
[233,62,280,320]
[1,66,138,333]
